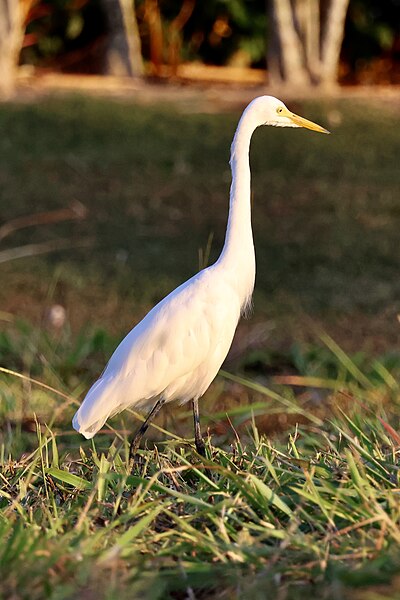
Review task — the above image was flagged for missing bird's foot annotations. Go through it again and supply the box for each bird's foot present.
[195,439,207,458]
[194,439,212,479]
[129,441,145,475]
[129,452,145,476]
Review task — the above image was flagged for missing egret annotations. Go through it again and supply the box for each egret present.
[72,96,328,460]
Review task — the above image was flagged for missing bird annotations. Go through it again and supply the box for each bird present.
[72,96,329,460]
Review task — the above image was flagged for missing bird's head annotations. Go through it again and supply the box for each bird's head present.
[249,95,329,134]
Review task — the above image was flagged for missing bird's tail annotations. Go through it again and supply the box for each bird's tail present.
[72,376,123,439]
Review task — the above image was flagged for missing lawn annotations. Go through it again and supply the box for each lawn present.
[0,94,399,350]
[2,350,400,600]
[1,92,400,599]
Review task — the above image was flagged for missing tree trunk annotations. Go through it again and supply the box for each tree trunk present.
[293,0,321,83]
[167,0,195,76]
[144,0,163,75]
[269,0,309,86]
[101,0,143,77]
[0,0,26,97]
[267,0,349,88]
[319,0,350,86]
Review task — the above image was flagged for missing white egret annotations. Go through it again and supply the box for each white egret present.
[72,96,328,459]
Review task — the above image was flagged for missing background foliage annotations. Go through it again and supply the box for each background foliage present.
[20,0,400,82]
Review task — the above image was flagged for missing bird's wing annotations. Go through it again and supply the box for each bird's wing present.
[105,268,237,394]
[73,268,241,438]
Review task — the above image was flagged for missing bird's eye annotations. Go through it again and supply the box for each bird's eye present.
[277,107,284,114]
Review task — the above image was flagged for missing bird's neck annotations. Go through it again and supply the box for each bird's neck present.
[218,109,257,307]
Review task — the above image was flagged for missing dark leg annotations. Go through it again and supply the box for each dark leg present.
[192,398,206,457]
[129,396,166,463]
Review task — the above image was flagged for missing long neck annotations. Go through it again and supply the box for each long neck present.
[217,108,258,305]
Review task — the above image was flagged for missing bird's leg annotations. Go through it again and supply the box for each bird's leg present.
[129,396,166,465]
[192,398,206,457]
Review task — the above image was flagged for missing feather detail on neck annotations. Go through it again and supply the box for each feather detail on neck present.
[218,105,258,312]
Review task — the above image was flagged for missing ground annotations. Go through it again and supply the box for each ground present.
[1,80,400,599]
[1,84,400,354]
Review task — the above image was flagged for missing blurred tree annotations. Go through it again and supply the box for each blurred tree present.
[167,0,195,75]
[140,0,163,75]
[101,0,143,76]
[342,0,400,84]
[3,0,398,85]
[268,0,350,87]
[136,0,267,73]
[173,0,267,68]
[138,0,195,75]
[0,0,34,96]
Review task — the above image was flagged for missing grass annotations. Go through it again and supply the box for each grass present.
[1,92,400,597]
[2,321,400,598]
[0,94,399,351]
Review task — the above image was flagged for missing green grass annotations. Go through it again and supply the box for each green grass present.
[0,358,400,599]
[0,94,399,350]
[1,93,400,598]
[1,320,400,598]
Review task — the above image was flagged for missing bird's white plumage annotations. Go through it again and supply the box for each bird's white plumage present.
[72,96,328,439]
[73,265,244,437]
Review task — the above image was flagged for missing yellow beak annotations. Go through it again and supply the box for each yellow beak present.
[288,111,330,134]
